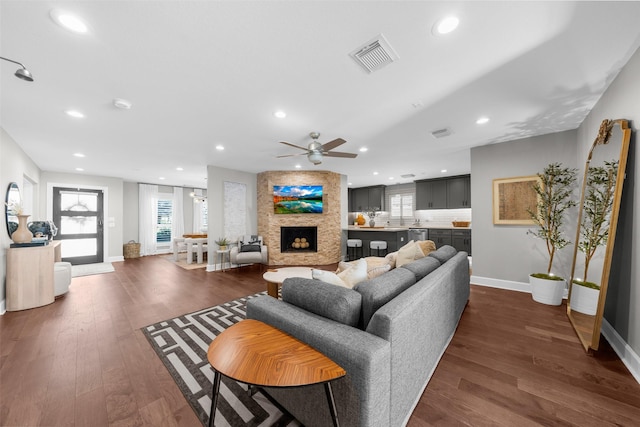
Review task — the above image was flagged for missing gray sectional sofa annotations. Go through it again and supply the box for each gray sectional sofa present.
[246,245,470,427]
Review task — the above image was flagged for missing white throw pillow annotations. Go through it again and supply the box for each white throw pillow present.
[337,257,368,288]
[312,268,348,287]
[396,240,426,267]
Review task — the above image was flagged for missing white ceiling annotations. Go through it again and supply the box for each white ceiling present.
[2,1,640,189]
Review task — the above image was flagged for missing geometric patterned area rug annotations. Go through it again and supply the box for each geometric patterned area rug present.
[141,292,301,427]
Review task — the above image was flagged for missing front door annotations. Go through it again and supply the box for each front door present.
[52,187,104,265]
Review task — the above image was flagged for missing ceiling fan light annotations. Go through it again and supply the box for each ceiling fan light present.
[308,152,323,165]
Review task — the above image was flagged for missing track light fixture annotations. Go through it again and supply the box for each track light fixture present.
[0,56,34,81]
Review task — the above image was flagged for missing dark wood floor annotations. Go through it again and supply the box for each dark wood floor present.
[1,256,639,426]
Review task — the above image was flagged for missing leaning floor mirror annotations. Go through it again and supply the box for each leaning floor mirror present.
[567,119,632,352]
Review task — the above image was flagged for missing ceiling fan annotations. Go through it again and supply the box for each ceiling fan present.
[277,132,358,165]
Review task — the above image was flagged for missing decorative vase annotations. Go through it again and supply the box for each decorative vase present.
[570,282,600,315]
[529,274,565,306]
[356,214,365,226]
[12,214,33,243]
[369,219,376,227]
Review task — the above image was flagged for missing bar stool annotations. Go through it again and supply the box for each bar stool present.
[370,240,388,257]
[346,239,363,261]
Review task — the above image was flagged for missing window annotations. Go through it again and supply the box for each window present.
[156,199,173,243]
[390,194,414,219]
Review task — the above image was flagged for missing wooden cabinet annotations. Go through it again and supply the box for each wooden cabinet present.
[6,241,61,311]
[447,176,471,208]
[415,180,447,210]
[415,175,470,210]
[451,229,471,255]
[428,229,452,248]
[349,185,385,212]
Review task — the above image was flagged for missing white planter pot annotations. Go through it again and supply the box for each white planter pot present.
[529,275,565,306]
[570,283,600,315]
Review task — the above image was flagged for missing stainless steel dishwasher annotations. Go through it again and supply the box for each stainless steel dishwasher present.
[408,228,428,241]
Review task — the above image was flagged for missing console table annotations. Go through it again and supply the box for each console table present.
[6,241,61,311]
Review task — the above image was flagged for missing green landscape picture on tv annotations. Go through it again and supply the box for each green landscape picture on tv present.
[273,185,323,214]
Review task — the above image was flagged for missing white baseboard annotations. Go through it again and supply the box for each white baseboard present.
[0,299,5,315]
[471,275,531,293]
[109,256,124,263]
[601,319,640,384]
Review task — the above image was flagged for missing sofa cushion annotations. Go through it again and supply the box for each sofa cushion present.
[428,245,458,264]
[400,256,441,282]
[396,240,425,267]
[353,267,417,329]
[281,277,362,327]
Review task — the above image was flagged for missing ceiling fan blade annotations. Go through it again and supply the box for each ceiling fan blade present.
[321,138,346,151]
[323,151,358,158]
[279,141,309,151]
[276,152,307,158]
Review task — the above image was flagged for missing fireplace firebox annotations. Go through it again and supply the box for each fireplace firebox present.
[281,226,318,253]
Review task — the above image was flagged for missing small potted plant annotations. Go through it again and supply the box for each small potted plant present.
[214,237,230,251]
[571,160,618,315]
[527,162,577,305]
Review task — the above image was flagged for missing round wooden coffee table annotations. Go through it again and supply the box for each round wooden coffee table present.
[262,266,313,298]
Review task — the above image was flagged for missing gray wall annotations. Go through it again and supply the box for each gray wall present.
[0,128,42,310]
[123,181,139,243]
[471,129,578,284]
[577,46,640,355]
[40,171,125,260]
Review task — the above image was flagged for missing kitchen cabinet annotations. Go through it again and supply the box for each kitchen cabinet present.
[415,175,470,210]
[347,229,408,256]
[451,229,471,255]
[350,185,385,212]
[447,176,471,208]
[415,179,447,210]
[428,229,451,248]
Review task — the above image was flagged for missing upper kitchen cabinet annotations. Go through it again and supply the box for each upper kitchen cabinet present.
[446,175,471,208]
[416,175,471,210]
[350,185,385,212]
[415,179,447,210]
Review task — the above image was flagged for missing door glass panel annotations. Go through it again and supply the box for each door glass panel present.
[61,192,98,211]
[62,238,97,257]
[60,216,97,234]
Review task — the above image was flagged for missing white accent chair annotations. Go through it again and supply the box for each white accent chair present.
[230,235,268,270]
[185,237,208,264]
[173,237,186,261]
[54,261,72,297]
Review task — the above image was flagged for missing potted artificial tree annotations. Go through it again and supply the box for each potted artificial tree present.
[571,160,618,315]
[527,162,577,305]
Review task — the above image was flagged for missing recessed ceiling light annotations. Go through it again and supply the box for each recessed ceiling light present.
[441,169,448,173]
[348,182,353,186]
[75,167,84,172]
[476,117,490,125]
[176,167,183,171]
[73,152,85,158]
[434,16,459,35]
[389,177,394,180]
[159,177,165,180]
[66,110,84,118]
[50,10,88,34]
[113,98,132,109]
[215,145,224,151]
[274,110,287,119]
[359,147,368,152]
[294,164,301,169]
[373,171,379,175]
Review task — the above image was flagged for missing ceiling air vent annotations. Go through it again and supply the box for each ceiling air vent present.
[431,127,452,139]
[400,174,415,179]
[350,34,399,73]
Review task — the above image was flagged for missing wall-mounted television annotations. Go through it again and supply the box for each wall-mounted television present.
[273,185,323,214]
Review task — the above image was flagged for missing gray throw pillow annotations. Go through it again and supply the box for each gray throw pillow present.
[240,244,261,252]
[282,277,362,327]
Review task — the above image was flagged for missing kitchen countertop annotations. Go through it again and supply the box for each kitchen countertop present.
[347,225,471,231]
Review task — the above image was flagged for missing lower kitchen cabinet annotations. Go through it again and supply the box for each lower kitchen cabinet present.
[451,229,471,255]
[428,229,451,248]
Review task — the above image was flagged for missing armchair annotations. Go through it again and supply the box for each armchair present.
[230,235,268,269]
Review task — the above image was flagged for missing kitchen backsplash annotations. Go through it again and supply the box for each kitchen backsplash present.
[349,208,472,228]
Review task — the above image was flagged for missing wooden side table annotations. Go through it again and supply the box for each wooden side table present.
[262,266,313,298]
[207,319,345,427]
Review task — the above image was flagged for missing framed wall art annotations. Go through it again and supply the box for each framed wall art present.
[492,175,540,225]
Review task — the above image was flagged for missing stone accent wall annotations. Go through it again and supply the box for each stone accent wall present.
[258,170,342,266]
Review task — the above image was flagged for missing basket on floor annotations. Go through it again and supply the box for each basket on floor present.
[124,240,141,259]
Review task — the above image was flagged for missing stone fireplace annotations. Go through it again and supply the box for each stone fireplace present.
[281,226,318,253]
[257,170,342,265]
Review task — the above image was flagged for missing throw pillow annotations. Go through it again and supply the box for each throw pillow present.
[337,257,368,288]
[312,269,348,287]
[367,263,391,279]
[240,244,260,252]
[396,240,425,267]
[417,240,436,256]
[384,251,398,269]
